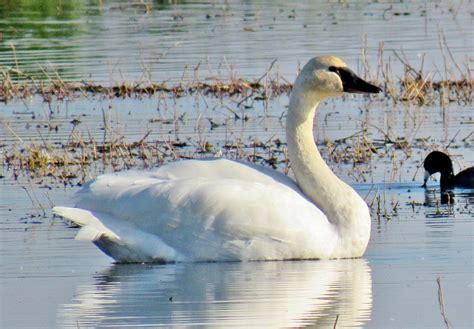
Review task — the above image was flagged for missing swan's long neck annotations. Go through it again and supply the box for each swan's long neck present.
[286,82,370,251]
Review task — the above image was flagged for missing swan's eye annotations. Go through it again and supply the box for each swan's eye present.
[328,66,339,74]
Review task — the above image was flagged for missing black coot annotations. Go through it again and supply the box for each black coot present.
[422,151,474,190]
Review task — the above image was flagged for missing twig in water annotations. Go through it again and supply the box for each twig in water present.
[22,183,46,217]
[445,130,460,149]
[256,58,278,84]
[437,276,452,329]
[333,314,339,329]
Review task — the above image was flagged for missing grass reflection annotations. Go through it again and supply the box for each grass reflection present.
[0,0,84,20]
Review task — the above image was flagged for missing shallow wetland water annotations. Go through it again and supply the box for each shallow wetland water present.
[1,1,473,328]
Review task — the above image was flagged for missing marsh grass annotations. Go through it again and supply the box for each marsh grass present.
[1,41,472,105]
[2,126,290,185]
[369,190,399,222]
[0,62,292,104]
[2,115,423,188]
[359,37,473,107]
[1,44,472,186]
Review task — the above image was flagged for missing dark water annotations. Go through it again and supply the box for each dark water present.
[1,1,473,328]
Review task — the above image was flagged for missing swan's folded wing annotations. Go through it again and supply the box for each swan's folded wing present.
[70,168,337,261]
[53,206,120,242]
[53,206,179,263]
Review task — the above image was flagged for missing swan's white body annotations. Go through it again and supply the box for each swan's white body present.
[54,56,379,262]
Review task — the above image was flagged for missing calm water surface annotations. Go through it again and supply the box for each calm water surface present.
[1,1,473,328]
[1,183,473,328]
[1,0,472,82]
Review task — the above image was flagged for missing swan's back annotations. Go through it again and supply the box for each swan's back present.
[55,159,338,262]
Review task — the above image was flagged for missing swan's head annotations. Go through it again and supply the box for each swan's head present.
[295,56,381,98]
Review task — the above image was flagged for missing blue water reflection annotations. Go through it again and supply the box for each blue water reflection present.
[58,259,372,328]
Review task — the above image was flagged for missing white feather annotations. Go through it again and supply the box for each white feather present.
[53,207,120,241]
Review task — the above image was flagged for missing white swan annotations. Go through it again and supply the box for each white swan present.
[53,56,381,263]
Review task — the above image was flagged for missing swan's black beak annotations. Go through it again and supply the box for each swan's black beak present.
[331,67,382,94]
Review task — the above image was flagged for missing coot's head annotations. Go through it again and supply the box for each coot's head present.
[422,151,454,187]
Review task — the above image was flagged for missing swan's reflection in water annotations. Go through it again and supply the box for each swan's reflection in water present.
[58,259,372,328]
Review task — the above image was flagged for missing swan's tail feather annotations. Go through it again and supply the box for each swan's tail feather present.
[52,206,179,263]
[52,206,121,242]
